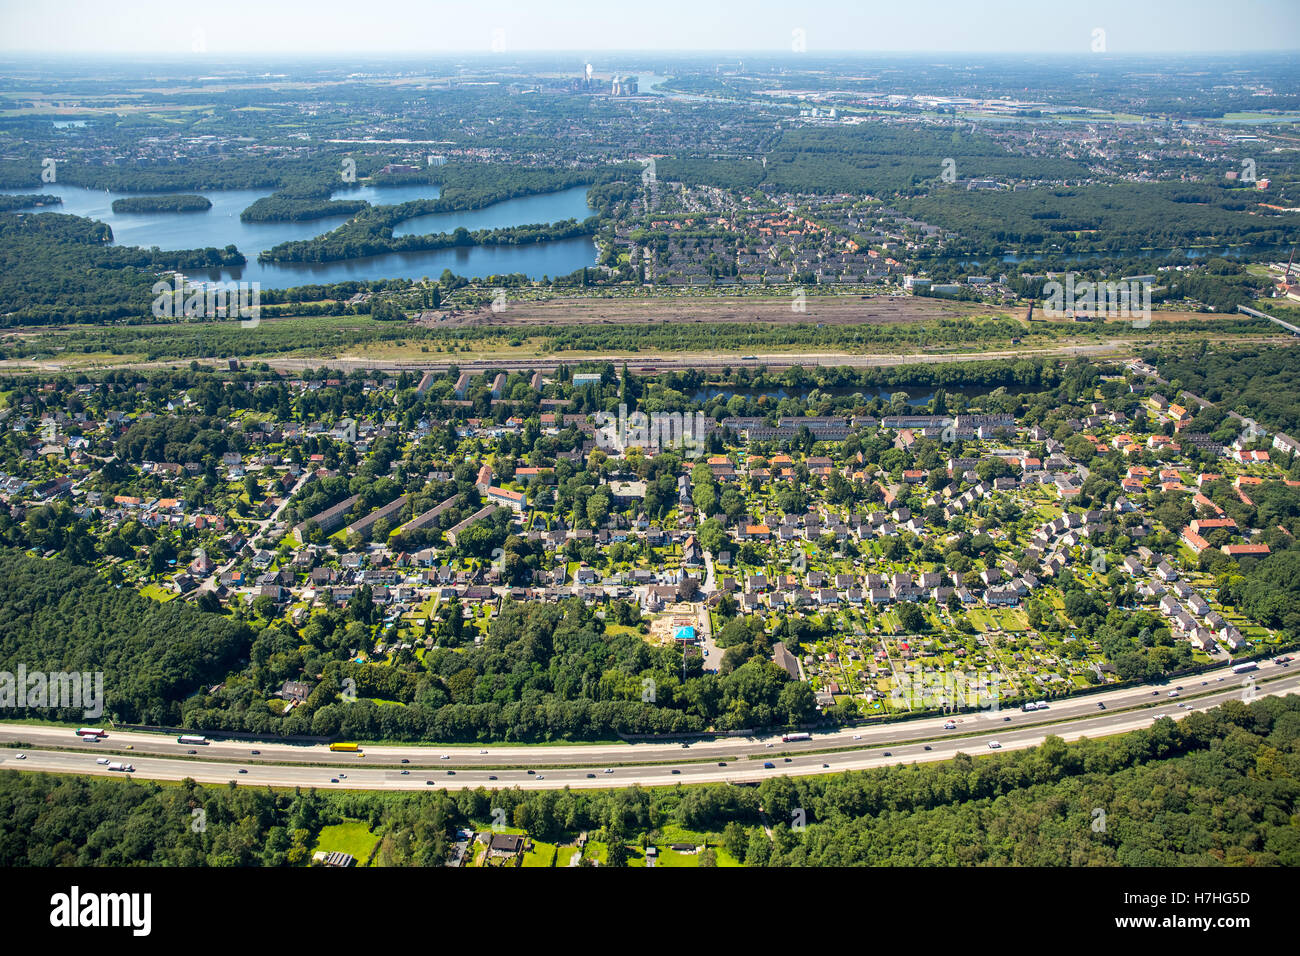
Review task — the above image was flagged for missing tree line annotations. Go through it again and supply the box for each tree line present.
[1,693,1296,865]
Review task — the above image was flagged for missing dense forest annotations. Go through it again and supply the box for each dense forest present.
[0,212,244,326]
[1151,345,1300,436]
[259,215,598,264]
[1,694,1296,865]
[110,194,212,214]
[0,551,253,725]
[1224,550,1300,642]
[899,182,1300,256]
[0,194,60,212]
[659,125,1091,196]
[239,195,370,223]
[0,154,354,194]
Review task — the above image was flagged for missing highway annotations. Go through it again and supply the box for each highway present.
[1238,304,1300,336]
[1,660,1294,791]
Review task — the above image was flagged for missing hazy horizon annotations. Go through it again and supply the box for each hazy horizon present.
[2,0,1298,55]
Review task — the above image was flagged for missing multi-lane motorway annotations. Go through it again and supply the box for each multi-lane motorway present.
[1,661,1294,791]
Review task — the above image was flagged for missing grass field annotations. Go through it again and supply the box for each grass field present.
[463,292,997,328]
[522,841,558,867]
[138,583,177,602]
[314,821,379,865]
[4,294,1288,375]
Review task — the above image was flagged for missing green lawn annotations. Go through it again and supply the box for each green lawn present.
[653,845,740,866]
[139,583,177,602]
[998,609,1029,630]
[315,821,379,865]
[655,848,699,867]
[522,841,558,867]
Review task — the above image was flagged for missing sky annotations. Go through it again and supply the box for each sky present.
[1,0,1297,55]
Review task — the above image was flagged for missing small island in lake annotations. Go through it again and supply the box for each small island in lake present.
[0,194,62,211]
[111,194,212,214]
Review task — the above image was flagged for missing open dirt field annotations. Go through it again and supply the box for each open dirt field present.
[449,293,1006,327]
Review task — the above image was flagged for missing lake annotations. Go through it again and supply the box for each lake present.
[0,182,597,286]
[391,185,592,237]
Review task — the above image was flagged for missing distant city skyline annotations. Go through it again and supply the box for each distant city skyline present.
[2,0,1298,55]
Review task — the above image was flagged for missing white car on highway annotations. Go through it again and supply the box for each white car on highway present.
[987,741,1002,749]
